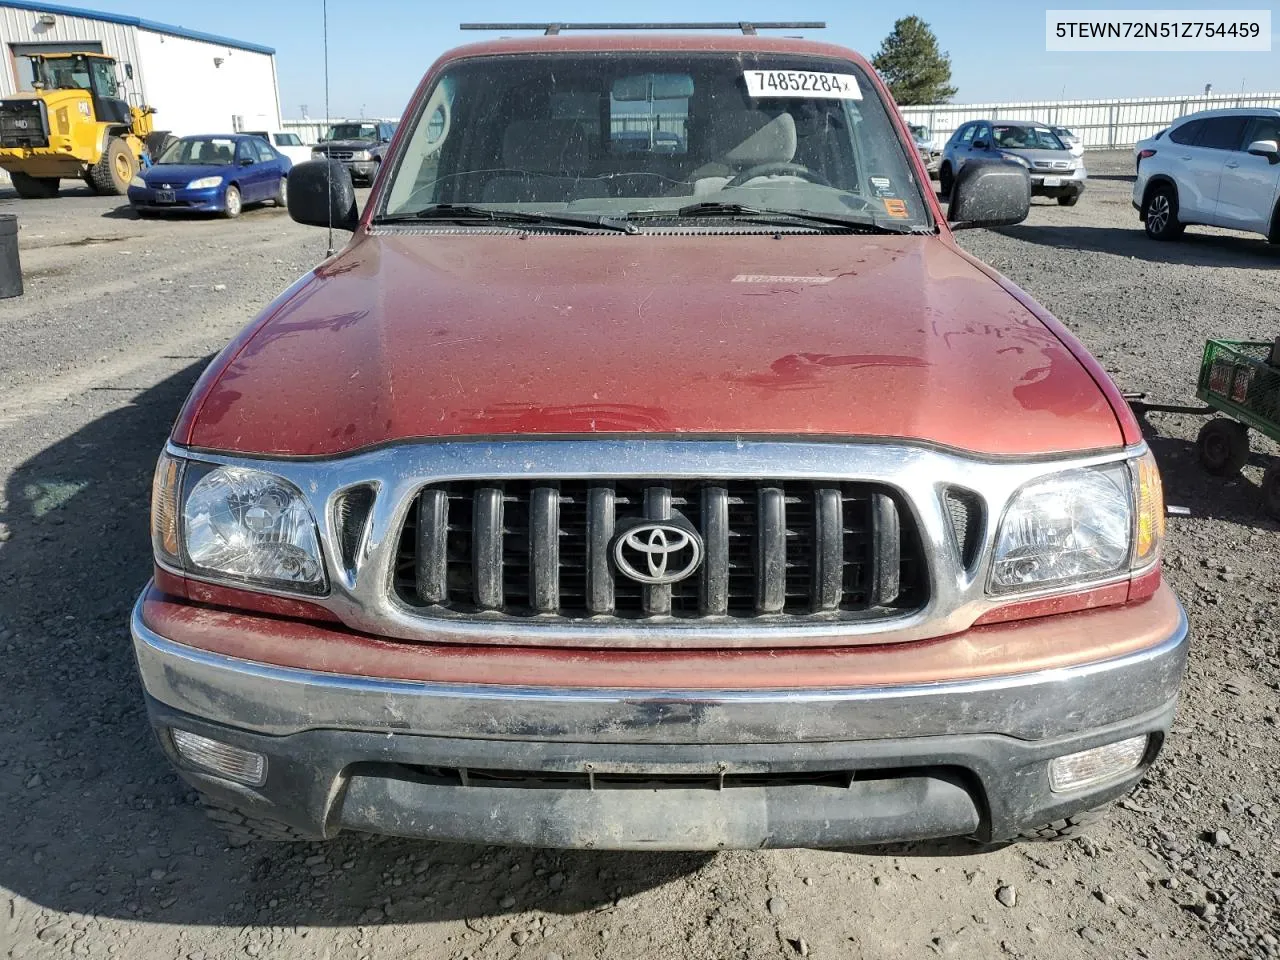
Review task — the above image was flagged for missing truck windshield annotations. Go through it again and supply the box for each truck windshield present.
[326,124,378,141]
[382,52,929,228]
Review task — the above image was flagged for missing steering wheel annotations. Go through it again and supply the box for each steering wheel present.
[725,162,830,188]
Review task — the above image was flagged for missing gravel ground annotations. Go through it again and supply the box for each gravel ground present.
[1,155,1277,960]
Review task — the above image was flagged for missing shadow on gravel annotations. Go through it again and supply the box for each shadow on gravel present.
[997,224,1280,268]
[1135,416,1279,528]
[99,204,143,220]
[100,205,291,221]
[0,363,710,927]
[0,184,98,201]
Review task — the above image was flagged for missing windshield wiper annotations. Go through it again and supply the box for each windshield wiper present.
[626,201,931,234]
[373,204,637,233]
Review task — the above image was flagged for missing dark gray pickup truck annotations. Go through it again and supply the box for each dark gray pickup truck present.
[309,120,397,184]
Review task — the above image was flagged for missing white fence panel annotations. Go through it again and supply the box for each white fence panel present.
[900,92,1280,150]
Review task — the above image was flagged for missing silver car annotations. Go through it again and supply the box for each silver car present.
[1051,125,1085,158]
[909,123,939,175]
[940,120,1087,206]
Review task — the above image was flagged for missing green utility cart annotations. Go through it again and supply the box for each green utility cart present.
[1129,338,1280,520]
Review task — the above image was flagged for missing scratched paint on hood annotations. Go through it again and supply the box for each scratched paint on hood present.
[181,232,1122,457]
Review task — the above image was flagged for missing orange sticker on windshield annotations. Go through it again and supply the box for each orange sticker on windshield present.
[883,198,908,218]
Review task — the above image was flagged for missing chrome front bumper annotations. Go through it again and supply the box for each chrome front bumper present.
[134,597,1187,848]
[133,597,1187,745]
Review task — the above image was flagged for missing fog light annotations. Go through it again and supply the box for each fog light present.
[170,729,266,786]
[1048,735,1147,792]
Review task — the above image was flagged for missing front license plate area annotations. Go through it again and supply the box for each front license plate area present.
[1041,177,1062,187]
[155,190,175,204]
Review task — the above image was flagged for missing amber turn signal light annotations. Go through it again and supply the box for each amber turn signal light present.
[151,453,184,565]
[1132,450,1165,566]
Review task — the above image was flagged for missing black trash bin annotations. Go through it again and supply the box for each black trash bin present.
[0,213,20,299]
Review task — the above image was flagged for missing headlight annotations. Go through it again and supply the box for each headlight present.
[997,152,1031,168]
[130,175,146,188]
[311,148,325,158]
[187,176,223,189]
[184,465,325,590]
[352,150,371,161]
[152,453,326,594]
[990,463,1132,592]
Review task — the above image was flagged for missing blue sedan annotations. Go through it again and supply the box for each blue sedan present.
[128,134,291,218]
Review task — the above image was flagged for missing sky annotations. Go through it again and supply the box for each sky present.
[72,0,1280,118]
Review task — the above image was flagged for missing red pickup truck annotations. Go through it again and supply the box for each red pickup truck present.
[132,27,1186,850]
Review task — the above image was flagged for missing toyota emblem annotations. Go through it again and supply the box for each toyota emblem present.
[612,521,704,585]
[614,519,706,586]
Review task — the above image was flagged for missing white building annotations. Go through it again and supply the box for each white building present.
[0,0,282,136]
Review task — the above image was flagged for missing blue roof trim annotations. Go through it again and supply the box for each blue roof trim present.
[1,0,276,55]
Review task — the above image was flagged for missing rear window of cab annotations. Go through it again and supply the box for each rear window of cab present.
[381,51,930,228]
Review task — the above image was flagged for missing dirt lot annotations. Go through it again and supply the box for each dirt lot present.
[1,156,1278,960]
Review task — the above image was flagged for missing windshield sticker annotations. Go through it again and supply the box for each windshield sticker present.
[870,176,896,198]
[744,71,862,100]
[882,198,909,219]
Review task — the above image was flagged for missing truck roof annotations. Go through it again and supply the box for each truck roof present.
[435,32,874,68]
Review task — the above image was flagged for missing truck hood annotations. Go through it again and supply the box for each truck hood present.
[314,140,379,151]
[182,232,1123,457]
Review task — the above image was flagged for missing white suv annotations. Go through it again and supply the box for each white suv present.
[1133,108,1280,242]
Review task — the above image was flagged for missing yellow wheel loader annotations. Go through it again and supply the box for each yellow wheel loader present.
[0,52,166,198]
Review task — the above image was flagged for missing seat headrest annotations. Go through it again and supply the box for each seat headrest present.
[502,120,592,175]
[707,110,797,168]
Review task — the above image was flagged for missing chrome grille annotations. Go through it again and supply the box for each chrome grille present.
[393,480,927,622]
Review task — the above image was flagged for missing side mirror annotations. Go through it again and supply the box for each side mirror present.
[972,140,989,150]
[286,160,359,230]
[1246,139,1279,161]
[239,157,254,166]
[947,158,1030,230]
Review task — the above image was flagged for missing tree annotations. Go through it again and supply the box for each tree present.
[871,16,957,106]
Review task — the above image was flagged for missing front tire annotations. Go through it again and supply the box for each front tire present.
[1144,184,1184,240]
[88,137,135,195]
[1057,193,1080,207]
[221,184,242,219]
[938,162,954,198]
[1198,418,1250,476]
[10,171,59,198]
